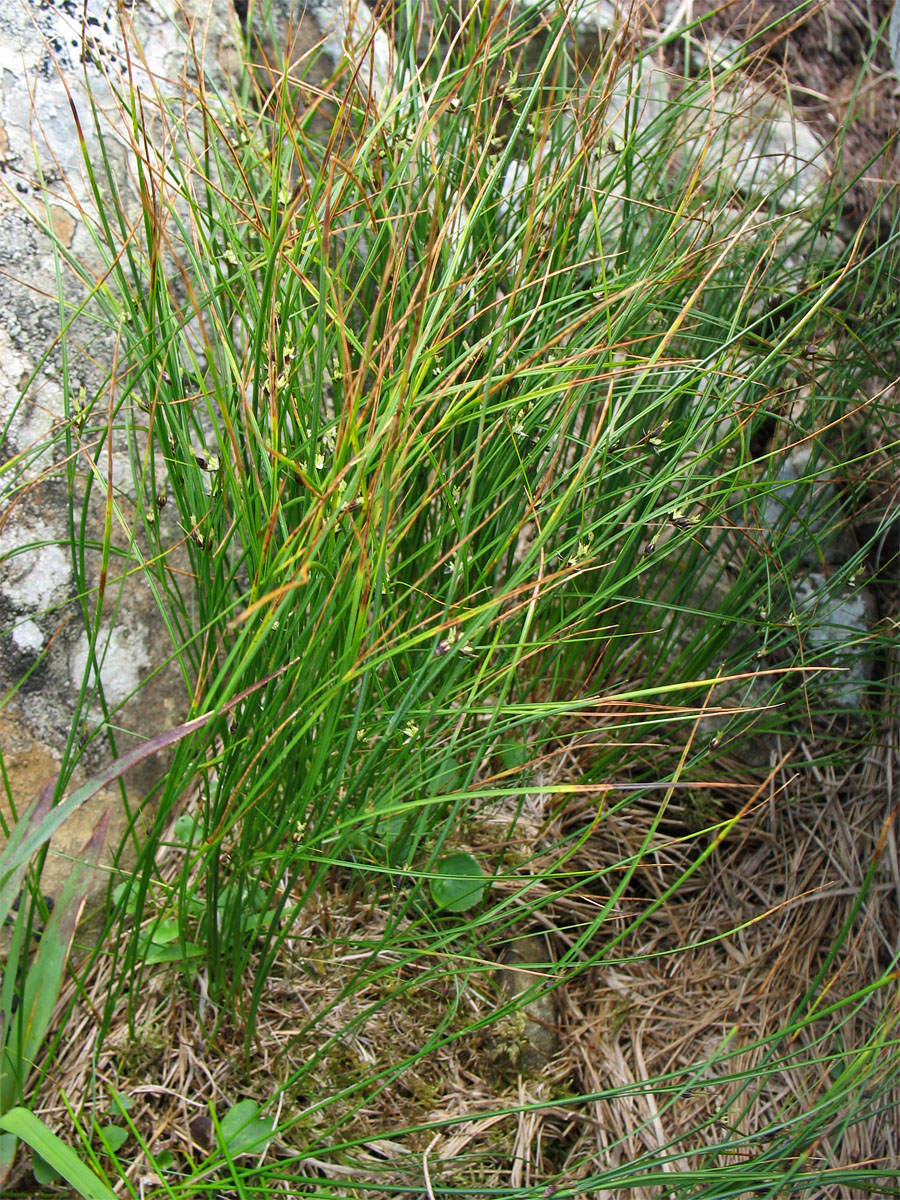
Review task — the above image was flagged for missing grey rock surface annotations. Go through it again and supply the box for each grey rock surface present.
[254,0,393,120]
[760,447,857,569]
[662,1,828,212]
[790,572,878,711]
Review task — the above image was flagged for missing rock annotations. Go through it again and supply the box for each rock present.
[789,572,878,711]
[0,715,141,951]
[856,514,900,584]
[660,0,899,238]
[693,81,827,213]
[517,0,619,43]
[495,57,671,272]
[760,447,857,569]
[663,2,832,213]
[250,0,394,136]
[0,0,241,915]
[491,935,560,1074]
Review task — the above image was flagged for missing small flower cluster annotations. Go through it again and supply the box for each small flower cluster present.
[445,547,473,576]
[567,530,594,568]
[510,401,534,438]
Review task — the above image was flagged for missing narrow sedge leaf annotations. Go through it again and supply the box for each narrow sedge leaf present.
[0,1108,115,1200]
[0,725,206,876]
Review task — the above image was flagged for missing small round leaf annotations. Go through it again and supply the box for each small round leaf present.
[97,1124,128,1154]
[32,1152,61,1186]
[497,740,529,773]
[430,852,485,912]
[173,814,197,845]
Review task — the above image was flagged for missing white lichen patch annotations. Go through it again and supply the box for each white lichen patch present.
[0,328,60,465]
[12,619,45,653]
[0,522,71,612]
[70,621,152,708]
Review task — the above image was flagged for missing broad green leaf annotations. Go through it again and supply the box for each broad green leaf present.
[138,940,204,965]
[0,1108,115,1200]
[432,756,463,794]
[146,918,180,945]
[0,781,54,920]
[375,808,428,866]
[1,809,109,1114]
[430,852,486,912]
[217,884,265,914]
[0,1130,16,1181]
[111,881,140,916]
[110,1091,134,1114]
[497,739,530,773]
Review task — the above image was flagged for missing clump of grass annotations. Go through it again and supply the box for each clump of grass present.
[2,0,899,1196]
